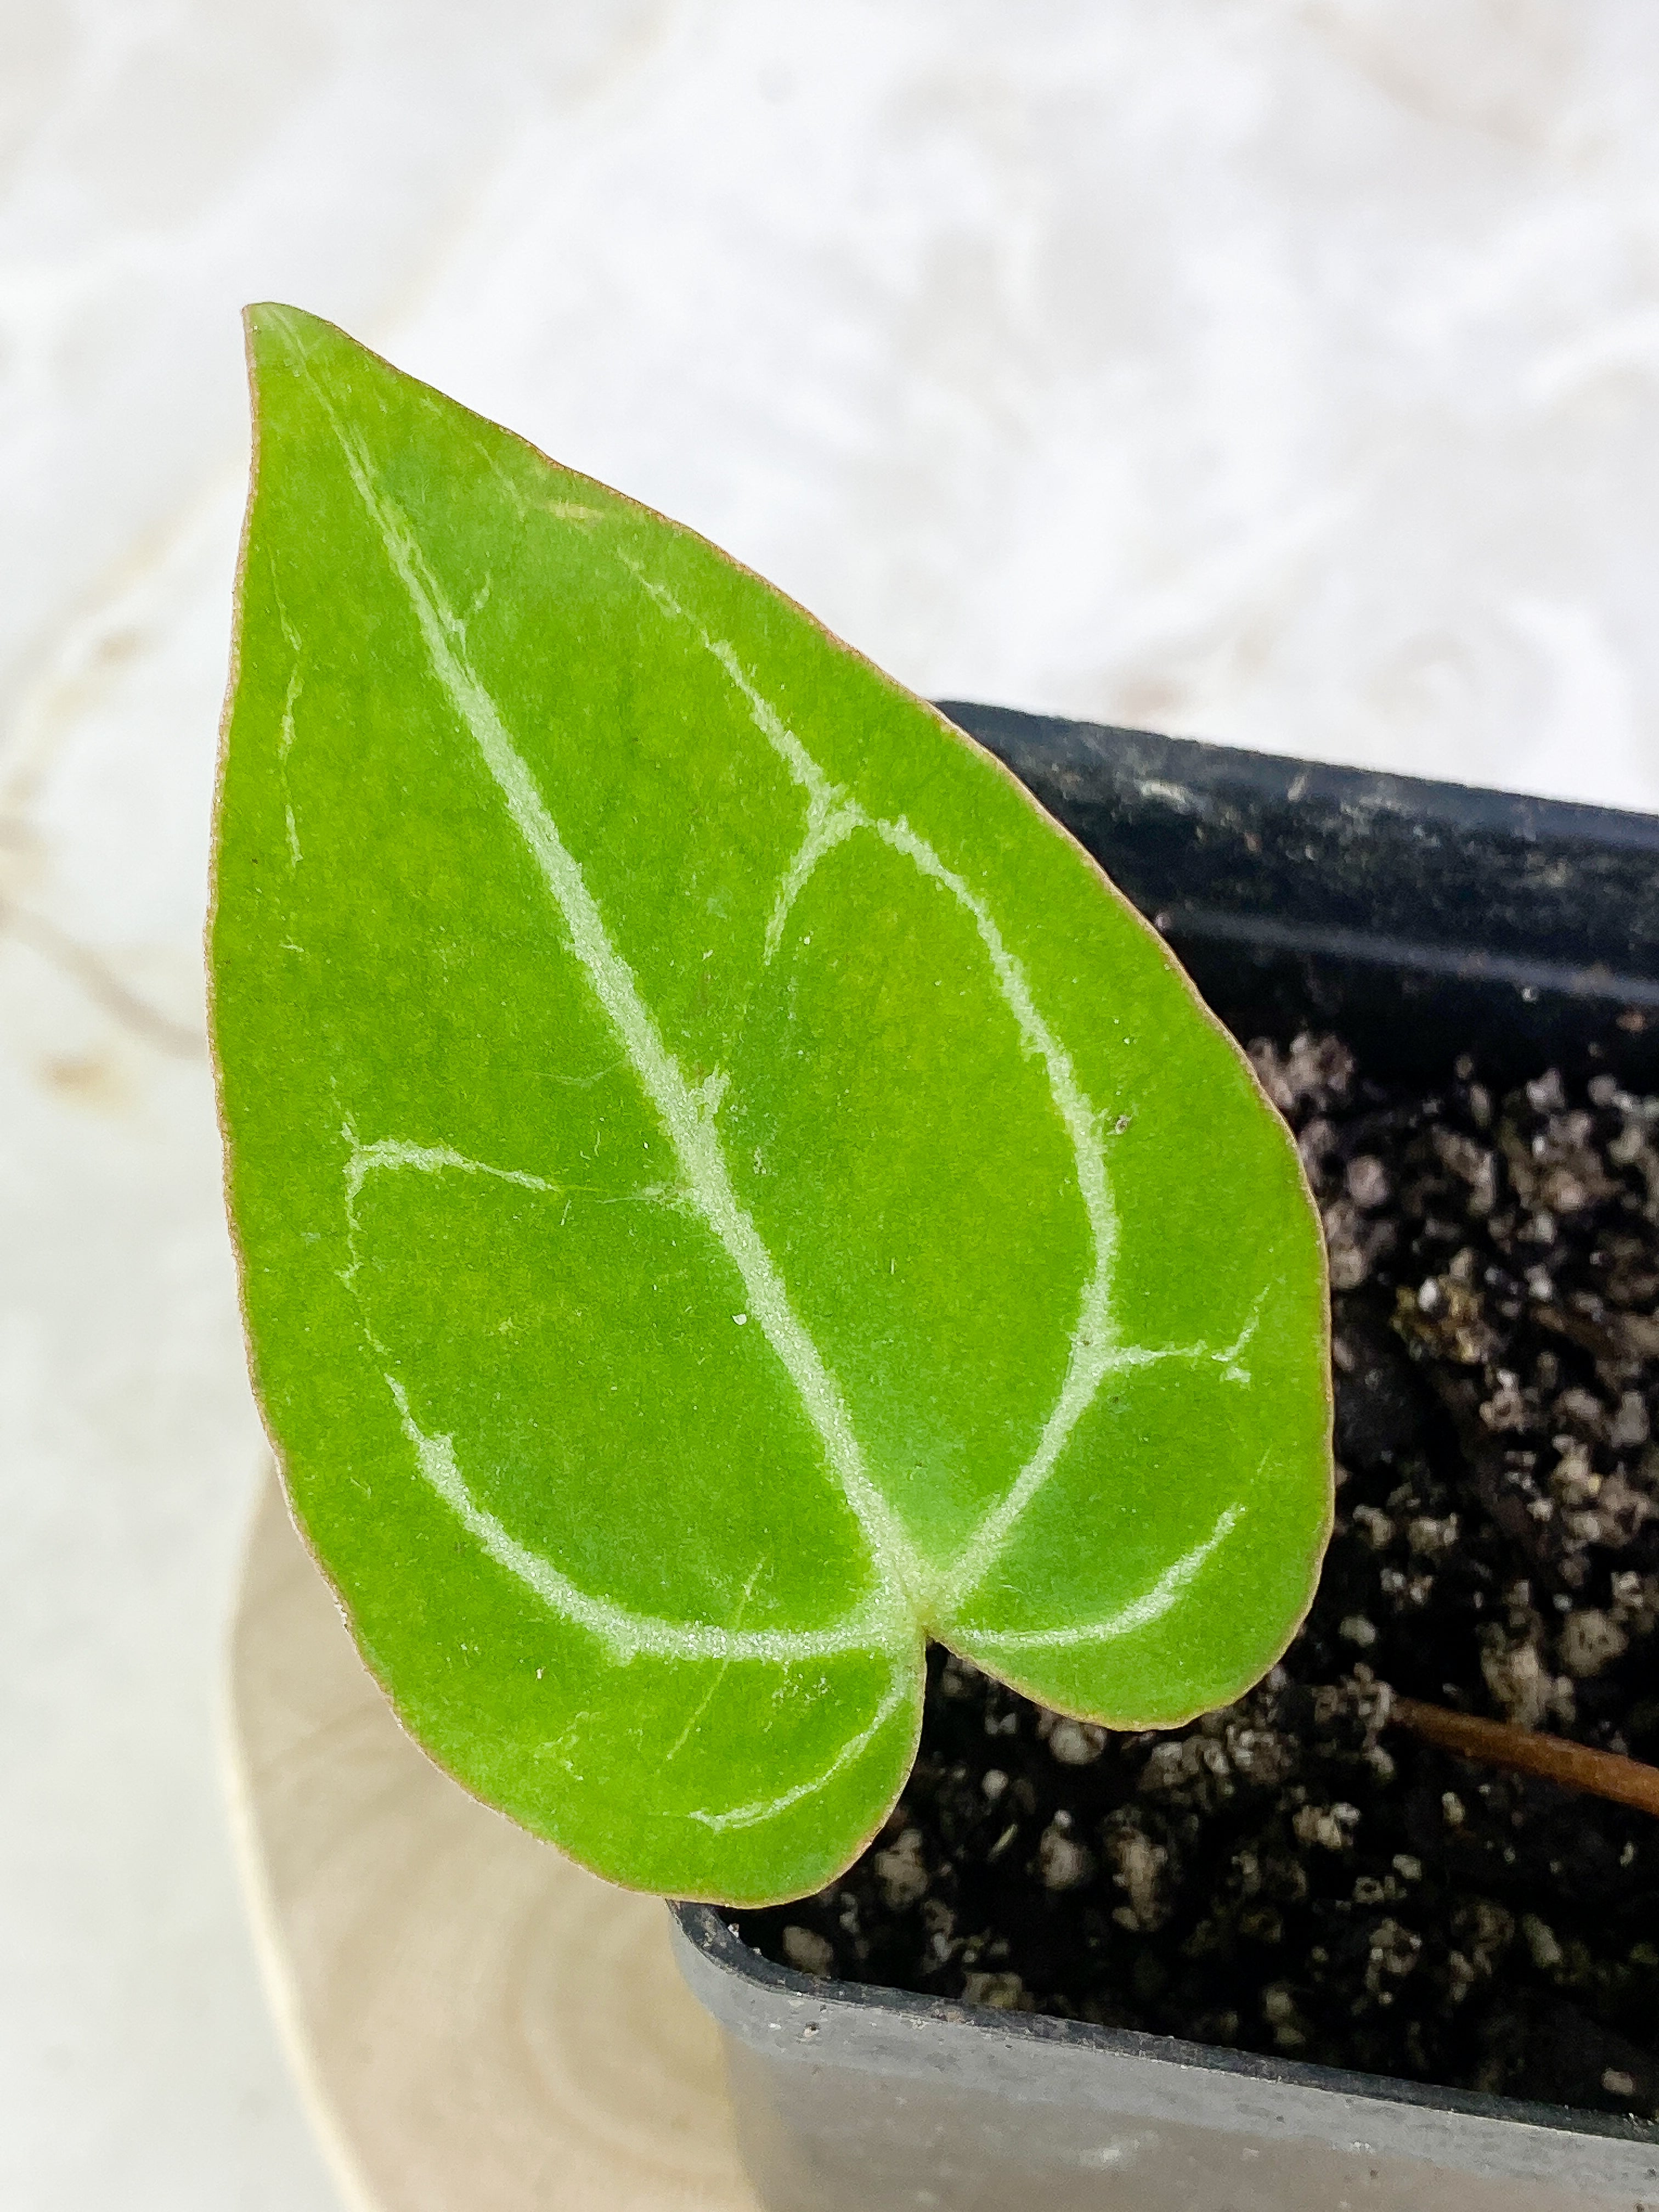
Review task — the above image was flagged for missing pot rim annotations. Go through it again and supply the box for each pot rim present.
[671,1898,1659,2150]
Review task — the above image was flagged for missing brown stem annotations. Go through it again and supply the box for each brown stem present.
[1392,1695,1659,1819]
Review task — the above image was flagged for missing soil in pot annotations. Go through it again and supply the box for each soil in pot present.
[736,1032,1659,2123]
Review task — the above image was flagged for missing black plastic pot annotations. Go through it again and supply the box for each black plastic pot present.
[672,706,1659,2212]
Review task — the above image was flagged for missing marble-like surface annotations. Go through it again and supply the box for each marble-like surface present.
[227,1470,758,2212]
[5,4,1659,2205]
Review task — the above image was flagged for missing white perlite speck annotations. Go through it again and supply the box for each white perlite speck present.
[781,1926,834,1978]
[872,1827,930,1911]
[1037,1821,1094,1892]
[1046,1717,1109,1765]
[1522,1914,1562,1971]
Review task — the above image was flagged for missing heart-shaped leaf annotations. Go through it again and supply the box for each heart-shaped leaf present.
[211,307,1331,1905]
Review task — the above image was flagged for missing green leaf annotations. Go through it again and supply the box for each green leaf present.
[211,305,1332,1906]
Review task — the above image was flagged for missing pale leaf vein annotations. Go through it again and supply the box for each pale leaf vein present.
[956,1503,1245,1655]
[281,329,919,1664]
[686,1666,914,1831]
[337,1124,890,1667]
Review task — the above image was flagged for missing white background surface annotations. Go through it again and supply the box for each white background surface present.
[7,4,1659,2205]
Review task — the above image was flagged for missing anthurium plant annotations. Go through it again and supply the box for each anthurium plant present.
[211,307,1333,1907]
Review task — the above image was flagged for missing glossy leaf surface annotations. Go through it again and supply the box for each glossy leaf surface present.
[212,307,1331,1904]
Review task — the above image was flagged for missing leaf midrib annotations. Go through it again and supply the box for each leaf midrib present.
[281,338,926,1620]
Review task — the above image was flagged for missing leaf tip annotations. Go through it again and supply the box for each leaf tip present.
[242,299,292,345]
[241,301,348,385]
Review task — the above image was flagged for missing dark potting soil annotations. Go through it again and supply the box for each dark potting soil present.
[736,1035,1659,2121]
